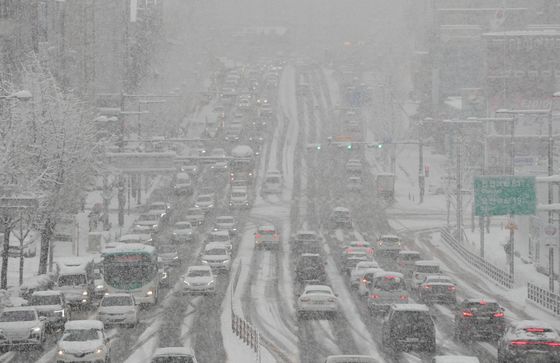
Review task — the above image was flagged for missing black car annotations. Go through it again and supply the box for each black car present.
[295,253,326,284]
[454,299,505,342]
[382,304,436,353]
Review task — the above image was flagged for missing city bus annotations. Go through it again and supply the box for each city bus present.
[101,243,159,305]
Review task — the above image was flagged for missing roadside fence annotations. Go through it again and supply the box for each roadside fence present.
[527,282,560,315]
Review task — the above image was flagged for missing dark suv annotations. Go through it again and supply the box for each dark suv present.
[382,304,436,353]
[295,253,326,284]
[454,298,505,342]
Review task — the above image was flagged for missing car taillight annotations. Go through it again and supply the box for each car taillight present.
[511,340,528,346]
[400,295,408,301]
[255,234,261,239]
[493,312,504,318]
[422,284,431,289]
[448,286,456,291]
[367,248,374,255]
[378,241,384,246]
[546,342,560,347]
[370,294,380,299]
[462,310,474,317]
[362,278,369,283]
[346,248,353,253]
[526,328,545,333]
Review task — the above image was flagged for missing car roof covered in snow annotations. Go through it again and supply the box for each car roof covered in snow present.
[333,207,350,212]
[64,320,104,330]
[506,320,560,341]
[102,243,155,255]
[31,290,62,297]
[304,285,332,292]
[204,242,229,250]
[152,347,195,358]
[2,306,38,313]
[325,355,379,363]
[414,260,439,267]
[399,250,420,255]
[391,304,430,312]
[433,356,479,363]
[210,230,230,236]
[187,265,212,272]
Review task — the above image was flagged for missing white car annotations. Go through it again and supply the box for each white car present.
[214,215,238,236]
[200,242,231,272]
[262,171,282,194]
[412,260,441,288]
[229,187,250,209]
[194,194,216,213]
[0,307,46,350]
[349,261,380,287]
[346,176,363,191]
[97,294,139,327]
[132,212,162,234]
[172,221,195,243]
[183,265,216,294]
[151,347,198,363]
[119,233,153,245]
[185,207,205,226]
[56,320,111,362]
[366,271,408,314]
[296,285,339,320]
[206,230,232,251]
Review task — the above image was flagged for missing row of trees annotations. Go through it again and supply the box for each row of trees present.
[0,55,100,288]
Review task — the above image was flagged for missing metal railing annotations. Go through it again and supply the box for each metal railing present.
[527,282,560,315]
[440,227,514,288]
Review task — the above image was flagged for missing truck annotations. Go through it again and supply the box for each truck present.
[229,145,255,184]
[376,173,395,201]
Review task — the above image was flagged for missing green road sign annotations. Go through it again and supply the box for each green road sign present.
[474,176,536,216]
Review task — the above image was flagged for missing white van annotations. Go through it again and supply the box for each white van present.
[262,171,282,194]
[53,258,94,308]
[412,260,441,288]
[174,172,193,195]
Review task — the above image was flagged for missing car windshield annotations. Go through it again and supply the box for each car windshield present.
[102,296,133,306]
[232,192,246,198]
[175,223,191,229]
[426,277,453,284]
[188,270,211,277]
[58,274,86,286]
[152,356,195,363]
[401,254,420,261]
[0,310,35,322]
[159,245,177,254]
[417,265,440,273]
[197,196,211,202]
[464,302,500,312]
[392,311,432,326]
[62,329,101,342]
[187,209,202,216]
[266,176,280,183]
[29,295,61,305]
[217,217,234,224]
[259,228,275,235]
[205,248,227,256]
[375,276,405,291]
[306,289,331,295]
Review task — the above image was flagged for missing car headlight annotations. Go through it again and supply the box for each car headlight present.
[82,290,88,296]
[221,259,230,264]
[54,309,65,317]
[96,285,105,290]
[183,280,191,286]
[161,272,168,279]
[173,256,179,260]
[208,204,214,208]
[194,204,199,208]
[146,290,154,296]
[31,327,41,333]
[58,349,65,356]
[95,346,105,355]
[207,280,215,285]
[172,232,177,236]
[201,260,209,264]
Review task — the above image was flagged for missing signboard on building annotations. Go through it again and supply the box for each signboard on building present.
[484,30,560,112]
[474,176,536,216]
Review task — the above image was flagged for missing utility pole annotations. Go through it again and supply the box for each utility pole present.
[418,118,428,203]
[456,132,463,244]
